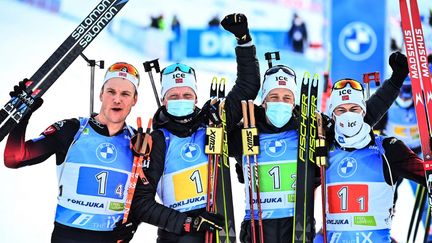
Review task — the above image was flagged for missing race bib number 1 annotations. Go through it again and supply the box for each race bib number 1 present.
[328,184,369,213]
[77,167,128,199]
[258,163,296,193]
[172,164,207,202]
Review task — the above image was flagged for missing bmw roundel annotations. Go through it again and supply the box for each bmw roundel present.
[96,142,117,163]
[181,143,201,162]
[337,157,357,178]
[338,22,377,61]
[264,139,287,157]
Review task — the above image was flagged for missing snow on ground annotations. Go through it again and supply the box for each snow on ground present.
[0,0,424,242]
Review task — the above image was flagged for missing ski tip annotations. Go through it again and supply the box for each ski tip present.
[312,73,319,86]
[303,71,311,79]
[220,77,226,85]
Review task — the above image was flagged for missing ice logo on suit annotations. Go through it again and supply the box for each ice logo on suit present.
[337,157,357,178]
[264,139,286,157]
[181,143,201,162]
[338,22,377,61]
[96,142,117,163]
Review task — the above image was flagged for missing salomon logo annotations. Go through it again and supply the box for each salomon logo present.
[72,0,120,48]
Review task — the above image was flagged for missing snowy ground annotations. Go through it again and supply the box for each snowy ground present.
[0,0,425,242]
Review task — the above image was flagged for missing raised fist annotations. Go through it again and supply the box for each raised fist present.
[221,13,251,44]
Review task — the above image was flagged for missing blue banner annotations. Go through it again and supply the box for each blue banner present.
[331,0,386,82]
[185,29,288,58]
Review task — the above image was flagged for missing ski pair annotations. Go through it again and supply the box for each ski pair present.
[119,117,152,242]
[204,77,236,243]
[241,100,264,243]
[400,0,432,242]
[0,0,129,142]
[293,72,319,243]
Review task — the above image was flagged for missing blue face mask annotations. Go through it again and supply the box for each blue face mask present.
[167,99,195,117]
[265,102,293,128]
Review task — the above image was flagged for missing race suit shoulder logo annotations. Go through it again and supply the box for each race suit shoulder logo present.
[96,142,117,163]
[181,143,201,162]
[337,156,357,178]
[264,139,287,157]
[338,21,377,61]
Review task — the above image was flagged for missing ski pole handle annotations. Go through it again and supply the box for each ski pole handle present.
[134,117,143,152]
[80,53,103,116]
[241,100,259,156]
[241,100,249,128]
[264,51,280,68]
[143,59,161,108]
[143,59,161,73]
[362,72,380,99]
[248,100,256,128]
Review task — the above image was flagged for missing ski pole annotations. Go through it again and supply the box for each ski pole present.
[362,72,380,99]
[264,51,280,68]
[118,117,152,243]
[248,100,265,243]
[80,53,104,116]
[316,111,328,243]
[143,59,161,108]
[241,100,259,243]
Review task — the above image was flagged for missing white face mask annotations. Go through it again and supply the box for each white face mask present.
[334,111,364,137]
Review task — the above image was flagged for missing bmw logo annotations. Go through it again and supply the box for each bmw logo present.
[337,157,357,178]
[181,143,201,162]
[96,143,117,163]
[264,139,286,157]
[338,22,377,61]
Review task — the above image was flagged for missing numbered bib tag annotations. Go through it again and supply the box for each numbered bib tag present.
[258,162,296,193]
[328,184,369,213]
[77,167,128,199]
[172,164,208,202]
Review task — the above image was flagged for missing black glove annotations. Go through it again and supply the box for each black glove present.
[184,211,224,233]
[202,98,222,125]
[221,13,252,45]
[9,79,43,122]
[389,51,409,87]
[9,79,29,98]
[113,220,138,243]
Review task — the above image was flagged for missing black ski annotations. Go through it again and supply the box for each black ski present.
[217,78,237,243]
[0,0,129,142]
[293,72,319,243]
